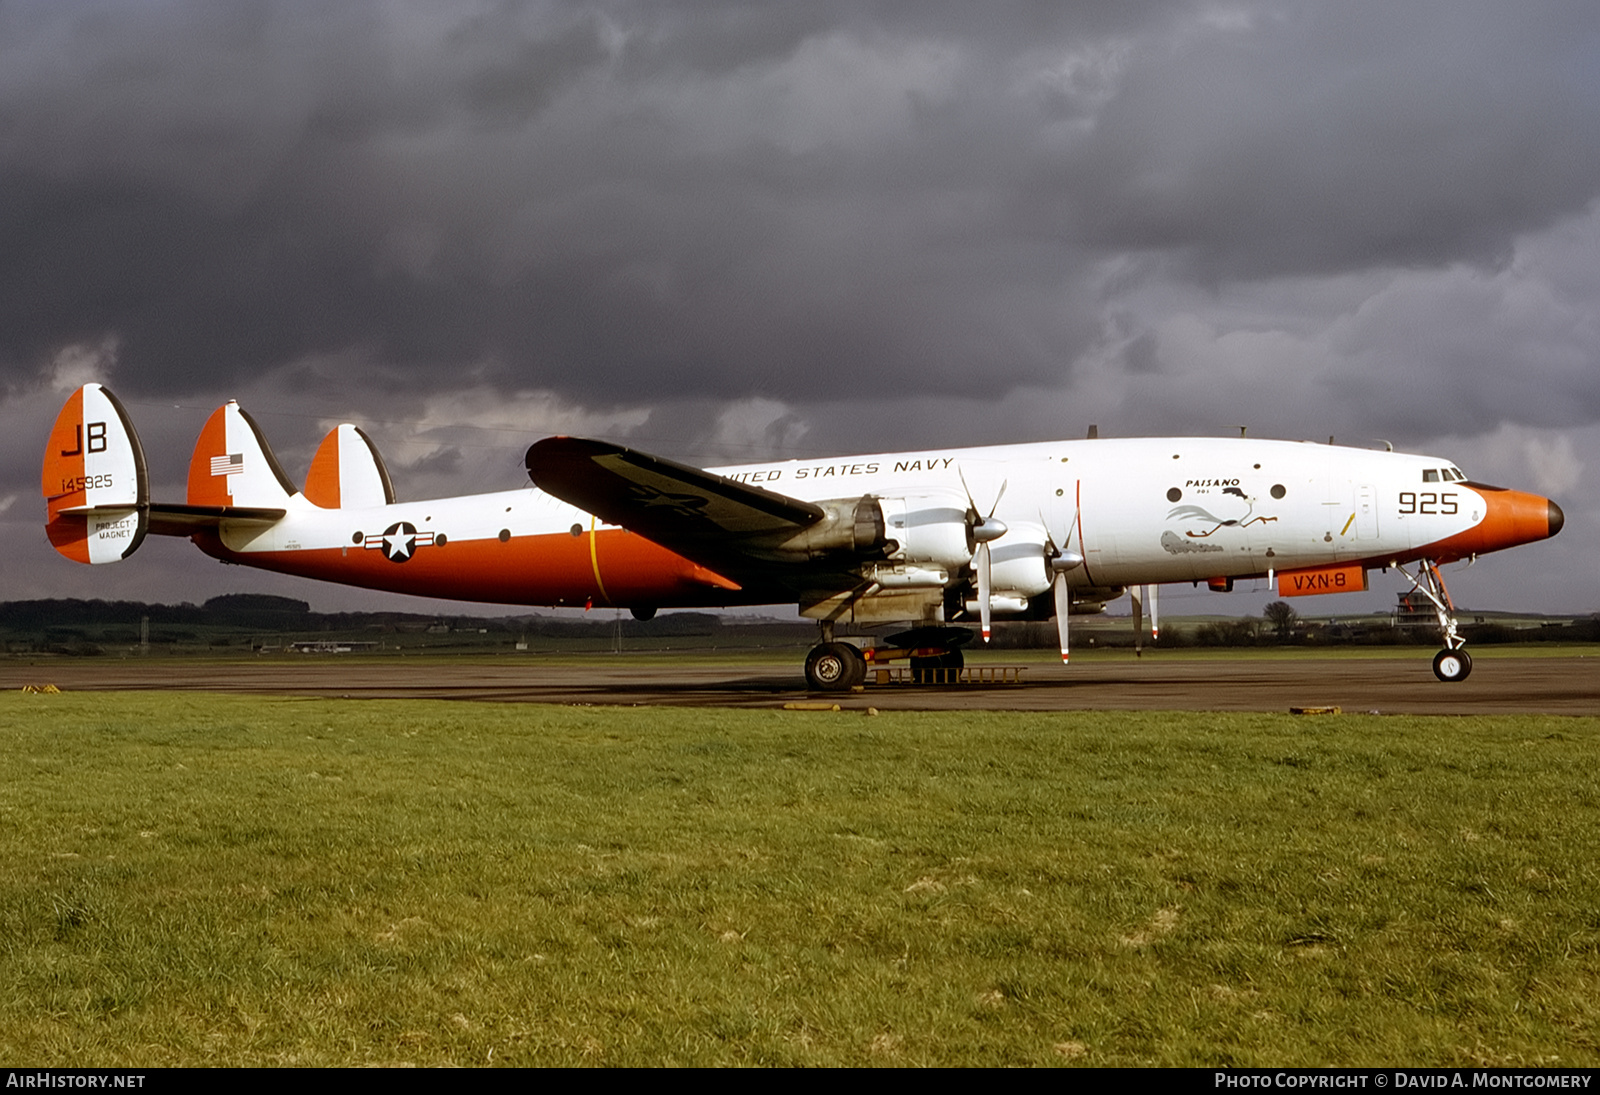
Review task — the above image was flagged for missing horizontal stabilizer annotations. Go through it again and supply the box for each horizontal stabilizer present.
[42,383,150,564]
[146,503,287,535]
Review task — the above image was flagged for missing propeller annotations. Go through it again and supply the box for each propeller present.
[1042,484,1085,664]
[959,469,1008,642]
[1130,584,1160,657]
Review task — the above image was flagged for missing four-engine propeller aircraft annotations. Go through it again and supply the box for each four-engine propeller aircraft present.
[43,383,1563,690]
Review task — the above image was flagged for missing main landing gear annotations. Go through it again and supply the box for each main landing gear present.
[804,641,867,691]
[803,625,973,692]
[1400,558,1473,683]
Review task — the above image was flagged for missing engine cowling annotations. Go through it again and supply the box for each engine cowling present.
[984,525,1053,601]
[877,490,976,572]
[777,489,995,586]
[774,494,889,557]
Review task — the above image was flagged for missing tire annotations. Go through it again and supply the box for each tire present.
[1432,648,1472,682]
[805,642,865,692]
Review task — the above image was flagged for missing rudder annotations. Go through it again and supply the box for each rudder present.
[41,383,150,564]
[303,424,397,509]
[187,401,298,508]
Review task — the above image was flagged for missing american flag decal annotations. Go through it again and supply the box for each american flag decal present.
[210,453,244,476]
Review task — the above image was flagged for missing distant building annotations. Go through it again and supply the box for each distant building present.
[285,640,379,654]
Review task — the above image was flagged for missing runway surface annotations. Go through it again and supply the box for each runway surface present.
[5,652,1598,714]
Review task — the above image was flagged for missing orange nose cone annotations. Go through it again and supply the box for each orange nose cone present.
[1429,485,1562,561]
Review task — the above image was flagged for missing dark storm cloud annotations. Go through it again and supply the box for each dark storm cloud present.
[0,0,1180,406]
[2,0,1599,445]
[1064,1,1600,279]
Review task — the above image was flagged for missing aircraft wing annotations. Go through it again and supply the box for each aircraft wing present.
[524,437,828,580]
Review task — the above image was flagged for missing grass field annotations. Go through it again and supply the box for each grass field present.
[2,692,1596,1067]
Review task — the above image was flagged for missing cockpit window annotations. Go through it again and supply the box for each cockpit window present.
[1422,469,1440,483]
[1447,467,1465,481]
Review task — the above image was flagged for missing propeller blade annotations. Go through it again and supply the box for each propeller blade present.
[961,466,1009,641]
[962,468,1009,543]
[977,541,993,642]
[1053,571,1070,663]
[1131,585,1144,658]
[1148,584,1159,641]
[987,479,1008,518]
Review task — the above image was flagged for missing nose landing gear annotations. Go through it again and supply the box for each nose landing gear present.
[1401,559,1473,682]
[1431,647,1473,682]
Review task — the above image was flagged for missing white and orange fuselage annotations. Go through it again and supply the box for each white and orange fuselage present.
[44,386,1561,618]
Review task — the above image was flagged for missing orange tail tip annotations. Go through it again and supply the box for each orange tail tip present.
[186,400,298,508]
[304,424,396,509]
[41,383,150,564]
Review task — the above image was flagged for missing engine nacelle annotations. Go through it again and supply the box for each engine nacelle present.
[774,490,977,578]
[985,526,1053,600]
[878,490,974,572]
[775,495,888,557]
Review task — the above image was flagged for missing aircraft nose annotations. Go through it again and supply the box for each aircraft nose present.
[1427,485,1563,560]
[1475,487,1563,552]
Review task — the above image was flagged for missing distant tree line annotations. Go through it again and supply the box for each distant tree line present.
[0,596,815,655]
[3,596,1595,655]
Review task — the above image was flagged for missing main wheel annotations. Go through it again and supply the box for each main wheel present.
[805,642,865,692]
[1432,648,1472,682]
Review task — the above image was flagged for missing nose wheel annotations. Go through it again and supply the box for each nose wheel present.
[1432,648,1472,682]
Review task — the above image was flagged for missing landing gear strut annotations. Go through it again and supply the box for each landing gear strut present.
[1400,559,1473,683]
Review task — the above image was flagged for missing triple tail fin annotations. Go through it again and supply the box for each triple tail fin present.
[303,424,396,509]
[41,383,150,564]
[186,400,298,508]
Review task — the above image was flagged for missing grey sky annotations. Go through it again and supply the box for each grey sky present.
[4,1,1595,616]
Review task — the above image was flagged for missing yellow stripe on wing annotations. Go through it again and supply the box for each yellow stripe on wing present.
[588,514,611,604]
